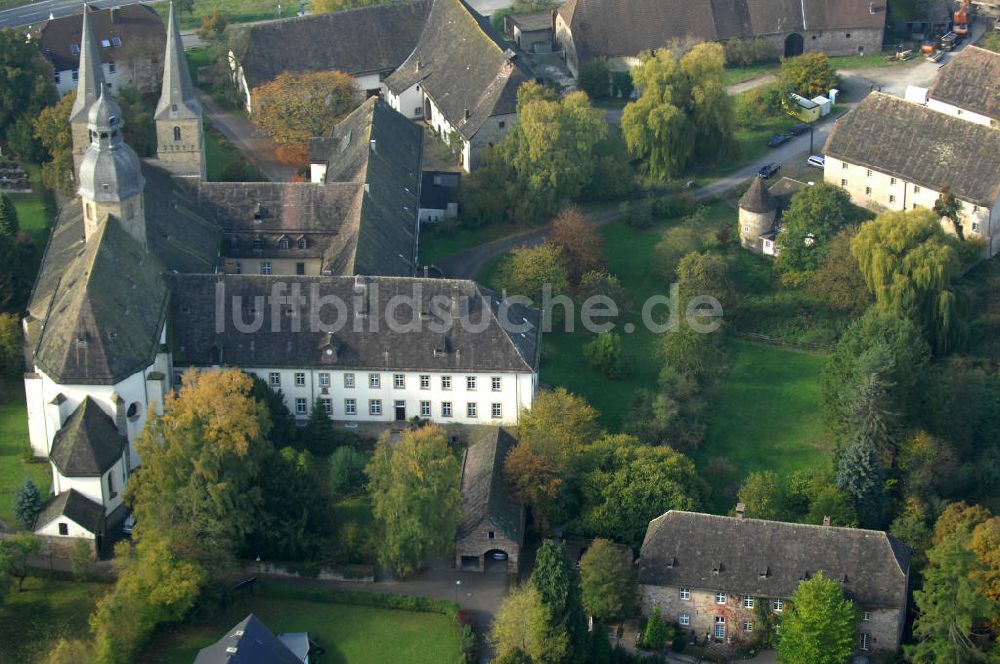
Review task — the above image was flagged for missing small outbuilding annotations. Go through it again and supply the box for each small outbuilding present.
[455,427,524,573]
[504,11,554,53]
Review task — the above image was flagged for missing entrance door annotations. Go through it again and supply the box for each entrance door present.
[394,400,406,421]
[785,33,804,57]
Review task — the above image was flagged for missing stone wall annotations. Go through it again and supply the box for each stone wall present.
[455,518,521,573]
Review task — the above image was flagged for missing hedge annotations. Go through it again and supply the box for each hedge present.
[258,582,459,619]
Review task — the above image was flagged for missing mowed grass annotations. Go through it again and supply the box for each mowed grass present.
[149,0,292,29]
[0,575,110,663]
[0,381,52,528]
[145,595,463,664]
[204,126,243,181]
[696,340,830,496]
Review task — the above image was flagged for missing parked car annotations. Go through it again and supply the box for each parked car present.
[491,551,508,561]
[767,133,791,147]
[122,513,136,536]
[806,155,825,168]
[758,162,781,179]
[789,123,809,136]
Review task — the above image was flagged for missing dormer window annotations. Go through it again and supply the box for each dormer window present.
[112,36,121,47]
[298,237,307,249]
[278,238,290,250]
[101,39,111,48]
[252,237,263,251]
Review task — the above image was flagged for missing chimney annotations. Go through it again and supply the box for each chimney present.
[370,138,376,154]
[822,515,831,527]
[416,57,422,71]
[464,108,471,120]
[110,6,120,23]
[736,503,746,520]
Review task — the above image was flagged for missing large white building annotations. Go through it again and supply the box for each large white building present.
[21,5,541,550]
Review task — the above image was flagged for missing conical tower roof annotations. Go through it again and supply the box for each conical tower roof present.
[69,5,105,124]
[739,176,778,214]
[154,2,201,120]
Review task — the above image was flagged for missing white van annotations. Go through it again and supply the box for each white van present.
[807,155,825,168]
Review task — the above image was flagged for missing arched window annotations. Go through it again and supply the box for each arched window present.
[173,126,181,141]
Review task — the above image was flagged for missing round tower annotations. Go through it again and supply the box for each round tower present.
[78,91,147,247]
[738,177,778,252]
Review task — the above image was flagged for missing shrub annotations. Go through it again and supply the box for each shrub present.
[71,539,92,580]
[578,59,611,99]
[651,194,694,220]
[329,446,369,496]
[460,624,477,662]
[197,10,228,40]
[12,478,43,530]
[724,38,777,66]
[612,71,634,99]
[639,605,669,650]
[259,583,459,618]
[584,332,631,379]
[619,201,652,229]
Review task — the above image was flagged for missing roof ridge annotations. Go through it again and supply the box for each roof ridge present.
[665,509,896,537]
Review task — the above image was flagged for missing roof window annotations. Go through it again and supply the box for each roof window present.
[112,36,122,47]
[70,44,80,55]
[101,39,111,48]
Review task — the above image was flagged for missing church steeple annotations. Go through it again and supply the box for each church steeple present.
[78,89,147,247]
[70,5,106,174]
[154,2,205,179]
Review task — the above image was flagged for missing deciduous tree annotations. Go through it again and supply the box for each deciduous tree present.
[516,387,602,464]
[547,207,604,285]
[808,226,872,315]
[583,332,630,379]
[503,444,563,533]
[0,312,24,379]
[496,244,570,314]
[366,426,461,578]
[491,585,567,663]
[775,182,856,281]
[580,538,636,621]
[777,52,838,98]
[251,71,360,145]
[0,193,19,237]
[0,29,57,137]
[0,533,40,592]
[736,470,786,521]
[776,571,857,664]
[33,93,76,195]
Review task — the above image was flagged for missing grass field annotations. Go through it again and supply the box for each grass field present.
[0,380,52,527]
[149,0,293,29]
[145,594,463,664]
[696,340,830,510]
[0,575,110,663]
[722,62,779,87]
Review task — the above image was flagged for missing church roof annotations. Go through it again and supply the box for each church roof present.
[168,275,541,373]
[824,92,1000,207]
[29,216,169,385]
[384,0,532,140]
[638,511,911,609]
[66,5,105,124]
[154,2,201,121]
[927,46,1000,122]
[235,1,431,90]
[738,176,778,214]
[35,489,106,534]
[457,427,523,543]
[50,397,125,477]
[205,98,422,277]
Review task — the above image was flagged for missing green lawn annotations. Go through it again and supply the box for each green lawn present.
[6,164,56,247]
[421,219,546,266]
[696,340,830,509]
[149,0,293,29]
[722,62,779,87]
[0,384,52,531]
[204,126,243,181]
[145,594,463,664]
[0,575,110,663]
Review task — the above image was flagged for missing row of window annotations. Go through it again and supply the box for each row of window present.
[242,237,310,251]
[678,588,783,612]
[269,372,504,392]
[239,261,306,276]
[679,615,870,647]
[294,397,503,419]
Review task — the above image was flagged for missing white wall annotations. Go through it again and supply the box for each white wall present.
[385,83,425,120]
[52,455,127,515]
[926,98,997,128]
[36,515,96,539]
[177,366,536,425]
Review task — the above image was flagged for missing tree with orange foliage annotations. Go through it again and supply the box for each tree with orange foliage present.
[251,71,359,145]
[503,444,563,532]
[546,207,605,286]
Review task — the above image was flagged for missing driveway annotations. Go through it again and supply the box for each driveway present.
[197,91,296,182]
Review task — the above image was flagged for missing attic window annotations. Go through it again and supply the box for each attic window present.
[278,238,290,250]
[70,44,80,55]
[101,39,111,48]
[759,566,771,579]
[712,562,724,574]
[112,36,121,47]
[665,557,677,569]
[297,238,307,249]
[252,237,263,251]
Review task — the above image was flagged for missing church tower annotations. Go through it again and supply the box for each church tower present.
[154,2,205,179]
[78,90,147,247]
[69,6,105,175]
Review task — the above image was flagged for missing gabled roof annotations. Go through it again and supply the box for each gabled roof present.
[557,0,885,61]
[194,614,303,664]
[168,275,541,373]
[30,216,169,385]
[235,0,431,89]
[823,93,1000,207]
[206,99,422,277]
[738,176,777,214]
[458,427,523,543]
[638,511,911,609]
[385,0,532,139]
[507,10,554,32]
[50,397,125,477]
[34,489,106,534]
[39,4,166,74]
[927,46,1000,121]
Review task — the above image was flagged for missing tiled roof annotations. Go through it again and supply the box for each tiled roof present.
[458,427,523,542]
[823,92,1000,206]
[638,511,910,609]
[35,489,105,534]
[235,1,431,89]
[385,0,532,140]
[508,10,553,32]
[927,46,1000,121]
[37,4,166,73]
[194,614,302,664]
[558,0,884,61]
[50,397,125,477]
[167,275,541,372]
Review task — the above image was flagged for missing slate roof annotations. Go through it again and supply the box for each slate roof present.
[385,0,532,140]
[557,0,884,61]
[50,397,125,477]
[38,4,166,73]
[35,489,106,534]
[508,10,554,32]
[167,275,541,372]
[420,171,459,210]
[194,614,303,664]
[738,176,777,213]
[927,46,1000,121]
[235,0,431,89]
[457,427,523,543]
[823,93,1000,207]
[155,2,200,121]
[638,511,911,609]
[205,99,422,277]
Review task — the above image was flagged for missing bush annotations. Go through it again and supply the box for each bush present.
[670,629,688,652]
[197,10,228,40]
[219,159,265,182]
[578,59,611,99]
[619,201,653,229]
[12,478,43,530]
[584,332,631,379]
[651,194,695,220]
[611,71,634,99]
[329,446,369,496]
[460,624,477,662]
[639,606,670,650]
[724,38,778,66]
[259,582,459,618]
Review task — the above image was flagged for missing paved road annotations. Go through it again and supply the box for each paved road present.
[197,90,296,182]
[0,0,143,29]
